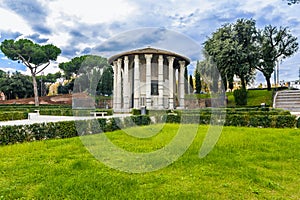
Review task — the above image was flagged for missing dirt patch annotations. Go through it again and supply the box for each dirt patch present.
[0,93,88,105]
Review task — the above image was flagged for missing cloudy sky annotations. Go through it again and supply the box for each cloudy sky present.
[0,0,300,85]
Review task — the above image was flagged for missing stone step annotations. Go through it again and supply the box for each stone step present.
[278,90,300,93]
[277,94,300,97]
[276,104,300,108]
[275,90,300,113]
[278,108,300,112]
[276,100,300,104]
[276,98,300,101]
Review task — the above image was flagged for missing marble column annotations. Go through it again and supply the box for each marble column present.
[134,55,140,108]
[113,61,117,110]
[167,56,175,109]
[158,55,164,109]
[116,58,122,110]
[179,61,185,108]
[123,56,129,110]
[145,54,153,108]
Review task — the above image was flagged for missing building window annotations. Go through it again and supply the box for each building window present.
[151,80,158,95]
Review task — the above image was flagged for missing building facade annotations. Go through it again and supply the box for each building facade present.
[108,47,190,112]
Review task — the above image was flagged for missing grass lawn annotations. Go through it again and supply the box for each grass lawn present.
[227,89,274,107]
[0,124,299,199]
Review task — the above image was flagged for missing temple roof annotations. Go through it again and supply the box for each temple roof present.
[108,47,190,65]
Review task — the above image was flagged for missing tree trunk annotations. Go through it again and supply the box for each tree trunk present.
[32,75,39,106]
[266,76,272,91]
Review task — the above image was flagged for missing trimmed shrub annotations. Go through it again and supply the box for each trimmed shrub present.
[0,111,28,121]
[162,114,181,123]
[225,115,248,127]
[132,109,149,115]
[249,115,271,128]
[275,115,296,128]
[297,117,300,128]
[233,88,248,106]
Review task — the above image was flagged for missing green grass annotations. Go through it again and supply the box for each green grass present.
[227,89,274,107]
[0,124,300,199]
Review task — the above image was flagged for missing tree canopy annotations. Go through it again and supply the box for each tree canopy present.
[0,71,33,100]
[0,39,61,106]
[204,19,258,90]
[286,0,300,5]
[203,18,298,91]
[60,55,112,95]
[257,25,298,90]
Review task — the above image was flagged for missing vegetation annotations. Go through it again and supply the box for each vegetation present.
[0,39,61,106]
[257,25,298,90]
[233,88,248,106]
[0,107,296,144]
[194,61,202,94]
[227,89,273,107]
[286,0,300,5]
[202,18,298,91]
[188,74,193,94]
[0,70,33,99]
[0,124,299,199]
[59,55,113,96]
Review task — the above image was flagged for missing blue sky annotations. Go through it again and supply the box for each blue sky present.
[0,0,300,85]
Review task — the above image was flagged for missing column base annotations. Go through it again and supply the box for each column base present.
[114,108,131,113]
[146,98,151,108]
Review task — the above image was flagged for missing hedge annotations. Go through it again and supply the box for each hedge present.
[0,117,117,145]
[0,111,28,121]
[0,112,298,146]
[159,114,296,128]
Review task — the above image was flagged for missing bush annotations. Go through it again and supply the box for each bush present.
[124,115,151,126]
[0,121,77,145]
[249,115,271,128]
[162,114,181,123]
[132,108,149,115]
[225,115,248,127]
[233,88,248,106]
[275,115,296,128]
[0,111,28,121]
[297,117,300,128]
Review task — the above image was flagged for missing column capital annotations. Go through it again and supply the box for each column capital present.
[134,54,139,61]
[117,58,122,65]
[124,56,129,61]
[145,54,153,60]
[179,60,186,67]
[158,55,164,62]
[167,56,175,63]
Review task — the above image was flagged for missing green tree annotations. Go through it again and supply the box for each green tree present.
[195,61,202,94]
[184,66,188,94]
[59,55,110,95]
[59,55,109,79]
[197,53,220,93]
[257,25,298,90]
[189,74,194,94]
[0,39,61,106]
[58,84,69,94]
[286,0,299,5]
[0,71,33,99]
[204,19,259,90]
[97,66,113,96]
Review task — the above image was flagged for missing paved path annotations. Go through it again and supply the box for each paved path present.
[0,114,131,126]
[290,112,300,119]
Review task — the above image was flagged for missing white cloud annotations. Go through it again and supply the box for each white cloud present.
[0,0,300,84]
[0,7,32,35]
[46,0,136,24]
